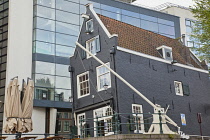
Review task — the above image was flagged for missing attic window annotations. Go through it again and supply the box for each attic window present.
[157,45,173,61]
[86,19,94,33]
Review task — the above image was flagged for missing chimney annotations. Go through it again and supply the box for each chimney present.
[181,34,186,46]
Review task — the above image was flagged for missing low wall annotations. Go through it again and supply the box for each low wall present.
[81,134,210,140]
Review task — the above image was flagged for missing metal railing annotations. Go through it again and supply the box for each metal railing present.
[78,112,178,138]
[0,133,75,140]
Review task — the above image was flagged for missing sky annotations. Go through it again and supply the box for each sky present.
[133,0,195,8]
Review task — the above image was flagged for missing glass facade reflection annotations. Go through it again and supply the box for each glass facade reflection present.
[33,0,178,102]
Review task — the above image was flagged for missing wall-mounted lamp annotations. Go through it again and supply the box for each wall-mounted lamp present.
[69,96,73,102]
[103,83,113,97]
[103,83,109,91]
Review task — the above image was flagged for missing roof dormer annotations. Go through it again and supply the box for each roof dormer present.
[156,45,173,61]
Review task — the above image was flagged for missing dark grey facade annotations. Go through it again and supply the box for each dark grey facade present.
[70,4,210,137]
[32,0,181,108]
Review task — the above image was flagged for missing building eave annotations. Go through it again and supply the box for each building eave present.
[117,46,209,74]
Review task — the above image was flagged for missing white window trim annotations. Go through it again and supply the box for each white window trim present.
[96,62,111,92]
[77,113,86,136]
[132,104,144,133]
[156,45,173,60]
[77,71,90,99]
[86,36,99,59]
[86,19,94,33]
[93,106,114,137]
[174,81,183,96]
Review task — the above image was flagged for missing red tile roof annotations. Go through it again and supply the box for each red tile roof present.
[98,14,205,70]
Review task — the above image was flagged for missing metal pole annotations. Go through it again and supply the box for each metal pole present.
[80,118,83,138]
[96,117,98,137]
[199,123,202,136]
[76,42,178,128]
[158,111,163,134]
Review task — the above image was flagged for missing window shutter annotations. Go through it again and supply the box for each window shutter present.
[95,35,101,53]
[80,44,86,59]
[183,84,190,96]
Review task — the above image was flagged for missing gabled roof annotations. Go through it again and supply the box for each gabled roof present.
[97,14,206,70]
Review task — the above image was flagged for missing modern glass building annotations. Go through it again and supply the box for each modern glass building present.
[0,0,181,136]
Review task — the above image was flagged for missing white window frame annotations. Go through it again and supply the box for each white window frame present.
[93,106,114,137]
[86,19,94,33]
[174,81,183,96]
[77,71,90,99]
[77,113,86,137]
[156,45,173,61]
[86,37,96,58]
[96,63,111,92]
[132,104,144,133]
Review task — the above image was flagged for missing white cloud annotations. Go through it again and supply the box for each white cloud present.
[133,0,195,8]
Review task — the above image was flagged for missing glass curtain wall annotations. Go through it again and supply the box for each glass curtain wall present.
[33,0,176,102]
[0,0,9,131]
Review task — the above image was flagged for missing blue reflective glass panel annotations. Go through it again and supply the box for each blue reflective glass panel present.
[121,9,140,18]
[140,14,157,22]
[35,74,55,88]
[55,89,71,102]
[56,33,77,47]
[35,41,55,55]
[56,64,70,77]
[36,61,55,75]
[101,4,121,14]
[36,5,55,20]
[141,20,158,32]
[158,18,174,26]
[36,0,55,8]
[56,10,79,25]
[56,21,79,36]
[101,10,121,21]
[35,29,55,43]
[122,15,140,27]
[56,0,79,14]
[55,76,71,89]
[36,17,55,32]
[158,24,175,36]
[56,45,75,57]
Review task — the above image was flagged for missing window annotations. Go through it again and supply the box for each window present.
[93,106,114,136]
[77,113,86,137]
[174,81,183,96]
[132,104,144,133]
[156,45,173,61]
[63,121,70,132]
[85,19,94,33]
[77,72,90,98]
[86,36,100,58]
[96,63,111,91]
